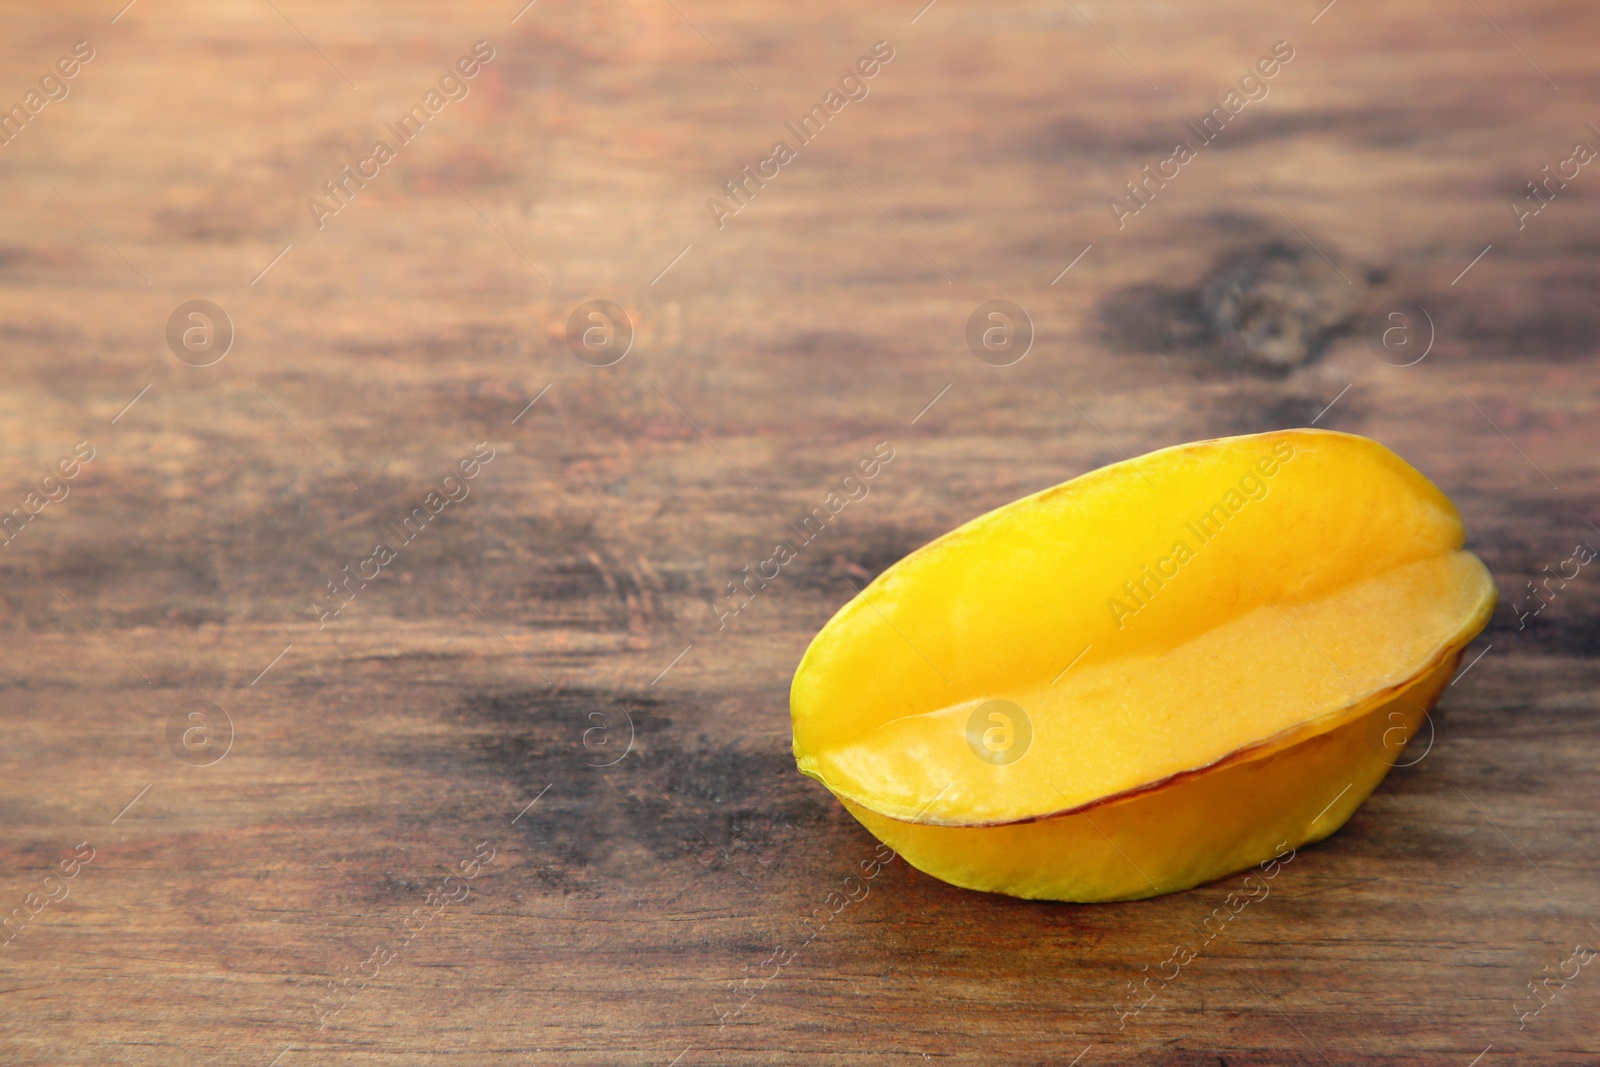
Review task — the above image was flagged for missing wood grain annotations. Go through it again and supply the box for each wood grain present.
[1,0,1598,1064]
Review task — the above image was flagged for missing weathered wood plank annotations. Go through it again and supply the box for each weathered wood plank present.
[2,0,1598,1064]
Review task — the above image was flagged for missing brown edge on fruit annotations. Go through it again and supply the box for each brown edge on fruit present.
[825,630,1477,830]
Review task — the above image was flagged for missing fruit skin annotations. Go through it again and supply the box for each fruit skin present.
[842,651,1456,903]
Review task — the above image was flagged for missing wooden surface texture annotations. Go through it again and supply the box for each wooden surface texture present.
[1,0,1598,1064]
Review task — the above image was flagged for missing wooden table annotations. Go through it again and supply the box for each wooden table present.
[2,1,1596,1063]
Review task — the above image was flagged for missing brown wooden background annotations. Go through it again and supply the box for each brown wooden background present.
[1,0,1597,1064]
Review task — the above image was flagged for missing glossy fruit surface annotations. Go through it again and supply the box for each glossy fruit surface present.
[790,429,1495,901]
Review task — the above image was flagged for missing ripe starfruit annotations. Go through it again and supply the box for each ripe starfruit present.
[790,429,1495,901]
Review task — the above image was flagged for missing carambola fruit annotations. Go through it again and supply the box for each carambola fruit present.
[789,429,1495,901]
